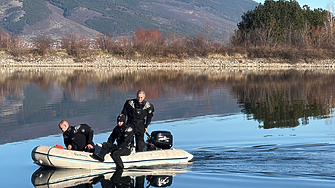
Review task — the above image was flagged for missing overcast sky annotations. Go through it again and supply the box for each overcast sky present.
[253,0,334,10]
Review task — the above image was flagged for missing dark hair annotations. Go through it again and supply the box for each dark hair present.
[137,90,145,97]
[59,120,67,126]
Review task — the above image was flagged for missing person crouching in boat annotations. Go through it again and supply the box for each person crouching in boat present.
[59,120,95,153]
[93,114,134,169]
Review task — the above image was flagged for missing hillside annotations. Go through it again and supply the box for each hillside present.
[0,0,258,41]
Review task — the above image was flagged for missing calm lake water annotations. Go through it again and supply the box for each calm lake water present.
[1,67,335,188]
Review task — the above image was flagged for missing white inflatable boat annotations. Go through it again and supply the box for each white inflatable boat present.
[31,145,193,169]
[32,130,193,169]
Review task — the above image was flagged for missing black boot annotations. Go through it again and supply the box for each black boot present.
[93,153,105,162]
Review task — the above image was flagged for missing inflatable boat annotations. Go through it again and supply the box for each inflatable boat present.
[31,131,193,169]
[31,167,187,188]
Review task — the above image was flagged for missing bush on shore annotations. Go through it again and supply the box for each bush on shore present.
[231,0,335,61]
[1,28,334,63]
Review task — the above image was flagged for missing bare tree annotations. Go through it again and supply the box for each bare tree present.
[0,31,8,49]
[7,33,21,57]
[62,32,90,58]
[201,16,215,45]
[35,35,52,56]
[325,2,335,47]
[95,31,114,51]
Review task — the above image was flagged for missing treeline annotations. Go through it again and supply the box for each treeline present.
[94,28,227,60]
[2,0,335,61]
[232,0,335,59]
[0,28,233,61]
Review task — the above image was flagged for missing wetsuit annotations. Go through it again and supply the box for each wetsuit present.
[121,99,154,152]
[63,124,95,153]
[99,122,134,168]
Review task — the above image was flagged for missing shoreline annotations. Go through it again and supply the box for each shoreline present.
[1,53,335,71]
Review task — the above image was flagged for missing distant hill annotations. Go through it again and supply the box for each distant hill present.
[0,0,258,41]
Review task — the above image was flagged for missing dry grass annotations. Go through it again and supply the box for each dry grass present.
[3,30,335,63]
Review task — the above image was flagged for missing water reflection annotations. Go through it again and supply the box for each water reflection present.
[31,167,182,188]
[233,70,335,128]
[1,68,335,144]
[0,68,240,144]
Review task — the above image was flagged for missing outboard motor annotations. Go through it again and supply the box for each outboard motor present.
[146,131,173,150]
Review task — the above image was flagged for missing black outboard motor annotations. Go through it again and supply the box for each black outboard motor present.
[146,131,173,150]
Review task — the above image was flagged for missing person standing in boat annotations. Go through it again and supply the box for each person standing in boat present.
[58,120,95,153]
[93,114,134,169]
[121,90,154,152]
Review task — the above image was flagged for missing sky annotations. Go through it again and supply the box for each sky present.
[253,0,334,10]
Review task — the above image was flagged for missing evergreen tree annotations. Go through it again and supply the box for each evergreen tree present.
[237,0,327,42]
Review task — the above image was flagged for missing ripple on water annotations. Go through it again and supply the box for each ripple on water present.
[190,143,335,179]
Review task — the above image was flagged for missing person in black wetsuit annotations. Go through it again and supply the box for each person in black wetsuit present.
[58,120,95,153]
[93,114,134,169]
[121,90,154,152]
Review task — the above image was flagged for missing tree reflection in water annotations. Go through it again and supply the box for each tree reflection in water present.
[233,70,333,128]
[0,68,334,132]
